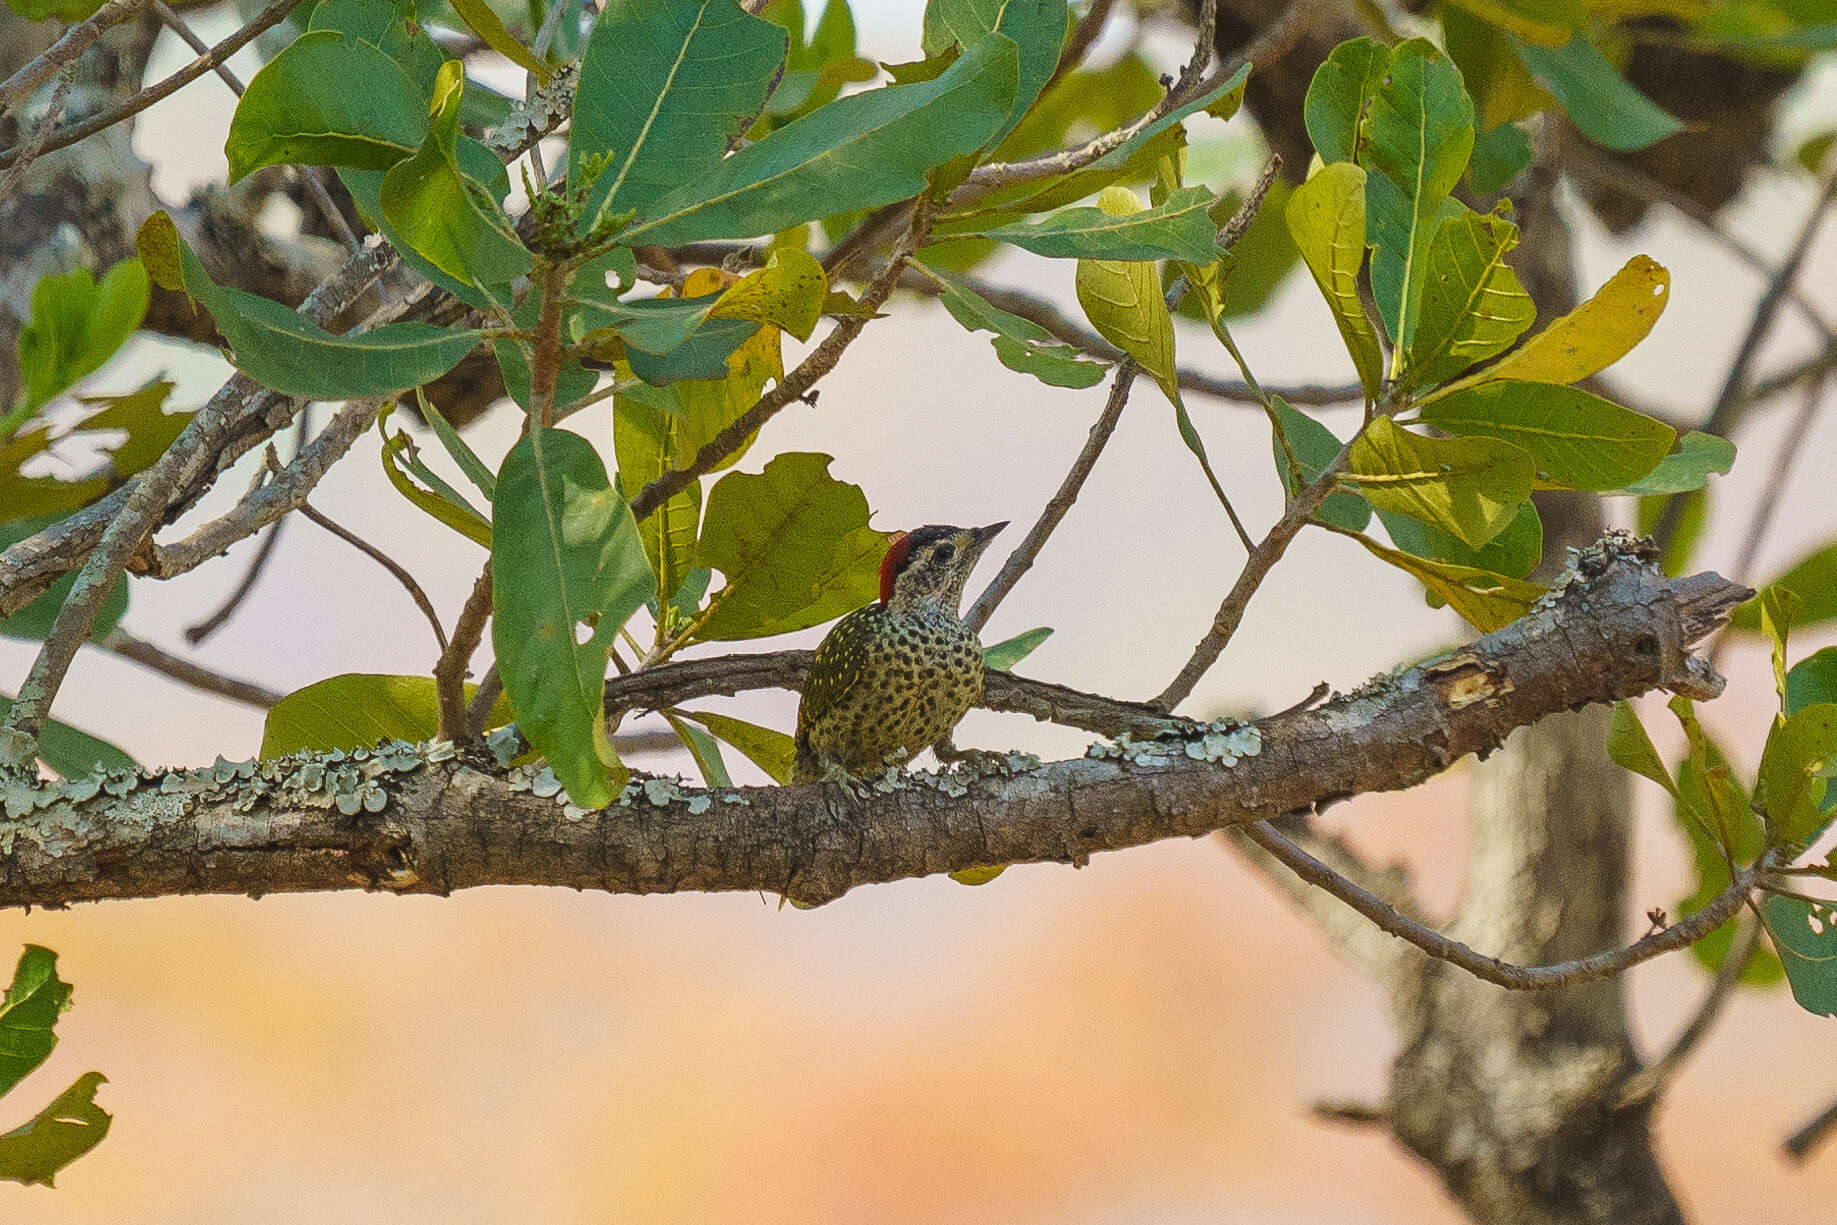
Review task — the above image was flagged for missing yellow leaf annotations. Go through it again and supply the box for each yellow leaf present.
[1482,255,1669,387]
[1348,532,1544,632]
[1074,187,1176,400]
[1285,162,1383,400]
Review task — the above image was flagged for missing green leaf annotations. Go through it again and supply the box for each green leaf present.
[1417,381,1675,492]
[1732,540,1837,633]
[921,0,1067,141]
[949,864,1009,886]
[1405,204,1534,389]
[954,183,1220,262]
[1074,187,1176,399]
[1513,34,1682,153]
[491,429,653,808]
[447,0,550,82]
[0,947,70,1098]
[259,673,509,758]
[1376,500,1541,582]
[982,626,1052,671]
[1787,647,1837,718]
[1607,701,1680,798]
[380,415,492,547]
[1268,399,1369,532]
[136,212,481,399]
[1346,416,1533,549]
[0,1071,112,1188]
[0,691,137,778]
[623,33,1020,245]
[1620,432,1734,496]
[1763,895,1837,1016]
[613,387,702,610]
[694,452,890,641]
[1345,531,1542,632]
[678,708,796,783]
[4,0,105,19]
[1303,37,1391,165]
[572,0,789,229]
[1758,702,1837,847]
[381,61,531,291]
[662,710,731,787]
[15,260,149,413]
[918,262,1108,388]
[1762,584,1800,709]
[0,516,127,645]
[1665,714,1779,985]
[416,388,495,501]
[1284,162,1382,400]
[69,380,191,478]
[1483,255,1670,388]
[1362,40,1475,354]
[1468,121,1534,194]
[225,31,428,183]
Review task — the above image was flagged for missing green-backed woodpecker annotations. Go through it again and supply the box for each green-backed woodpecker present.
[792,522,1007,783]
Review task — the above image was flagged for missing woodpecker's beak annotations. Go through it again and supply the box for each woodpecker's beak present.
[972,521,1009,548]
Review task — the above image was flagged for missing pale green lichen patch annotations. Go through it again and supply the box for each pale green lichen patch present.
[1087,719,1262,768]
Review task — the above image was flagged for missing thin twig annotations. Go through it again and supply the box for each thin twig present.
[183,516,286,645]
[0,0,153,117]
[0,63,75,199]
[149,0,361,250]
[465,664,502,740]
[1242,820,1767,991]
[0,0,306,170]
[297,502,448,653]
[628,194,939,521]
[1043,0,1119,93]
[436,563,493,742]
[1615,913,1764,1109]
[99,629,283,708]
[1784,1095,1837,1163]
[1654,149,1837,548]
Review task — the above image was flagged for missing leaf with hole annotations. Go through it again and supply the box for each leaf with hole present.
[1483,255,1669,388]
[0,1071,111,1188]
[1763,895,1837,1017]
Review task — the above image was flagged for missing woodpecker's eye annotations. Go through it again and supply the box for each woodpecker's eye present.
[934,542,955,564]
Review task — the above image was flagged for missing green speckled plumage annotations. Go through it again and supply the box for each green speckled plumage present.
[791,522,1004,783]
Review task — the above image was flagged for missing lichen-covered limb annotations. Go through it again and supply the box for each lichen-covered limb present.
[0,539,1747,910]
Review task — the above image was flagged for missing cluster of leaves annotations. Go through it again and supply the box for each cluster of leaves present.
[0,947,111,1186]
[2,260,179,777]
[1611,589,1837,1018]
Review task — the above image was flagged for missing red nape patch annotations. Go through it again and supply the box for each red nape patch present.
[878,532,912,604]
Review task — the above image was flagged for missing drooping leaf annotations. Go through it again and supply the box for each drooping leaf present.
[572,0,790,230]
[1417,381,1675,492]
[919,262,1108,388]
[136,212,481,399]
[1513,34,1683,153]
[1762,584,1800,710]
[492,429,653,807]
[1607,700,1680,798]
[15,260,150,413]
[1361,39,1475,354]
[693,452,890,641]
[446,0,551,82]
[662,710,732,786]
[0,946,70,1098]
[225,31,428,183]
[1284,162,1382,400]
[613,387,703,610]
[1268,399,1369,532]
[1404,204,1534,389]
[415,389,496,501]
[623,33,1020,245]
[380,61,532,291]
[1764,895,1837,1016]
[1483,255,1670,387]
[1074,187,1176,400]
[982,626,1052,672]
[379,414,492,547]
[0,1071,112,1188]
[259,673,509,758]
[1757,702,1837,847]
[960,184,1220,262]
[1345,415,1533,549]
[678,708,796,783]
[1620,432,1734,496]
[0,696,138,779]
[1376,500,1542,583]
[1345,531,1543,632]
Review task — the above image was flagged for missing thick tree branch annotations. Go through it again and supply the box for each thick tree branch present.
[0,540,1746,910]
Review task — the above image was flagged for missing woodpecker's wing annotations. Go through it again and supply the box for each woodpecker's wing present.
[797,604,883,732]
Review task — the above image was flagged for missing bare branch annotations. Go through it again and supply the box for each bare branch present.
[1240,819,1766,991]
[0,0,307,170]
[1784,1094,1837,1164]
[436,564,493,743]
[1614,913,1765,1108]
[0,540,1747,910]
[98,629,283,709]
[0,0,151,117]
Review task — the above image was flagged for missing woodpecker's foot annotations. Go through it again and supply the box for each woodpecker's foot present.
[817,762,873,799]
[931,739,1004,773]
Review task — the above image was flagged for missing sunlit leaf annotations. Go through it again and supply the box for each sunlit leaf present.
[982,626,1052,671]
[15,260,149,413]
[1758,702,1837,847]
[1405,204,1534,389]
[225,31,427,183]
[1417,381,1675,492]
[1346,416,1533,549]
[1483,255,1669,387]
[0,946,70,1098]
[1620,432,1734,496]
[1284,162,1382,400]
[1345,531,1543,632]
[679,708,797,783]
[1074,187,1176,399]
[260,673,510,758]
